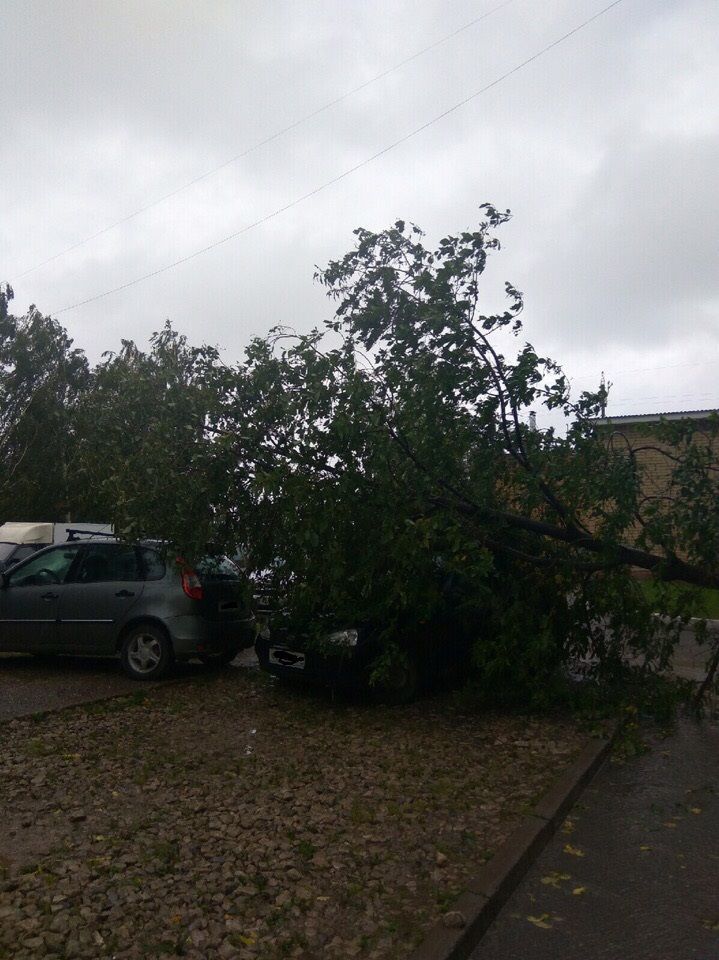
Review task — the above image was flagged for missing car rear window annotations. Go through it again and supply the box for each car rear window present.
[196,556,240,581]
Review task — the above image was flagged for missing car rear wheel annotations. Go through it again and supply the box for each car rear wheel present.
[120,625,174,681]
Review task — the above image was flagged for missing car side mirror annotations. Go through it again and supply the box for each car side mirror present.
[0,573,8,589]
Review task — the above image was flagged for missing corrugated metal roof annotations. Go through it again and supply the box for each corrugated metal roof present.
[593,409,718,426]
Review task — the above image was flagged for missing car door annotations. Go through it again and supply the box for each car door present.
[0,545,80,653]
[57,543,145,654]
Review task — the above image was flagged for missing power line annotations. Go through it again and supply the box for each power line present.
[53,0,627,317]
[12,0,515,282]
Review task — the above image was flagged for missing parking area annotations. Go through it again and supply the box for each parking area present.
[0,665,583,960]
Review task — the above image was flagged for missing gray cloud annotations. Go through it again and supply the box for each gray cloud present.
[2,0,717,417]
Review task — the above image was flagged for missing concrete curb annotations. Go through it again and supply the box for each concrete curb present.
[408,724,618,960]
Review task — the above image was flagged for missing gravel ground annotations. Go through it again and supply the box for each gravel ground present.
[0,668,583,960]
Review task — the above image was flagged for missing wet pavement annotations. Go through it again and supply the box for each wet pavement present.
[671,624,718,683]
[0,649,259,721]
[471,718,719,960]
[0,654,166,721]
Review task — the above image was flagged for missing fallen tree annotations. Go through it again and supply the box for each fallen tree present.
[219,206,718,702]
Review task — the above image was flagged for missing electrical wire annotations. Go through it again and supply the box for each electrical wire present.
[12,0,515,281]
[53,0,627,316]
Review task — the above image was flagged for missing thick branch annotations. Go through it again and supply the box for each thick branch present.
[631,443,719,475]
[431,496,719,590]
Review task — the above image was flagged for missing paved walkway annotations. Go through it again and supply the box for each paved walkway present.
[471,718,719,960]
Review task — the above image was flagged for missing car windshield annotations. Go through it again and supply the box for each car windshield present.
[0,543,16,561]
[7,547,78,587]
[197,556,240,582]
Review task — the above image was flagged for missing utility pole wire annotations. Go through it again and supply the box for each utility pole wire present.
[53,0,627,316]
[13,0,515,281]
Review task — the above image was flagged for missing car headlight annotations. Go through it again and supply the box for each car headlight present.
[326,628,359,647]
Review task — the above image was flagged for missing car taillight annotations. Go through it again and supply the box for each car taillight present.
[177,559,203,600]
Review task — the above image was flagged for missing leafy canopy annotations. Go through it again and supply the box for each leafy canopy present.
[4,207,718,702]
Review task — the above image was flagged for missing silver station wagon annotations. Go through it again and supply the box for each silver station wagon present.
[0,539,255,679]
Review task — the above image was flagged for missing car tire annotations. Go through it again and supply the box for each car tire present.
[199,645,239,668]
[120,624,174,681]
[372,651,421,705]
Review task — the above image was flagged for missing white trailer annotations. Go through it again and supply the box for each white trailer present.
[0,522,113,571]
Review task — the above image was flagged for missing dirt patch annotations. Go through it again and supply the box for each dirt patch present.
[0,668,584,959]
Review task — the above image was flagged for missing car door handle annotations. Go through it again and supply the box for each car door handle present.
[115,590,135,598]
[41,592,59,601]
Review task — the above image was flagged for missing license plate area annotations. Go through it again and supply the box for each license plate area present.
[269,647,306,670]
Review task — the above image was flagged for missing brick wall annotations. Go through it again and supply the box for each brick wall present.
[604,419,719,500]
[597,417,719,564]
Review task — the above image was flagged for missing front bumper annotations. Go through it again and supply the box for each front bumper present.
[255,633,374,687]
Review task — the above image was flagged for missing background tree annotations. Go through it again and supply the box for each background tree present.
[70,322,235,553]
[0,284,89,519]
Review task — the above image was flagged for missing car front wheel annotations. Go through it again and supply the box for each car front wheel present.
[120,625,174,680]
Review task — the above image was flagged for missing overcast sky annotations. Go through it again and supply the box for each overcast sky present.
[2,0,717,419]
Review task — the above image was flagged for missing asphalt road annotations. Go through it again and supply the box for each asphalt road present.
[0,649,259,722]
[0,654,165,721]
